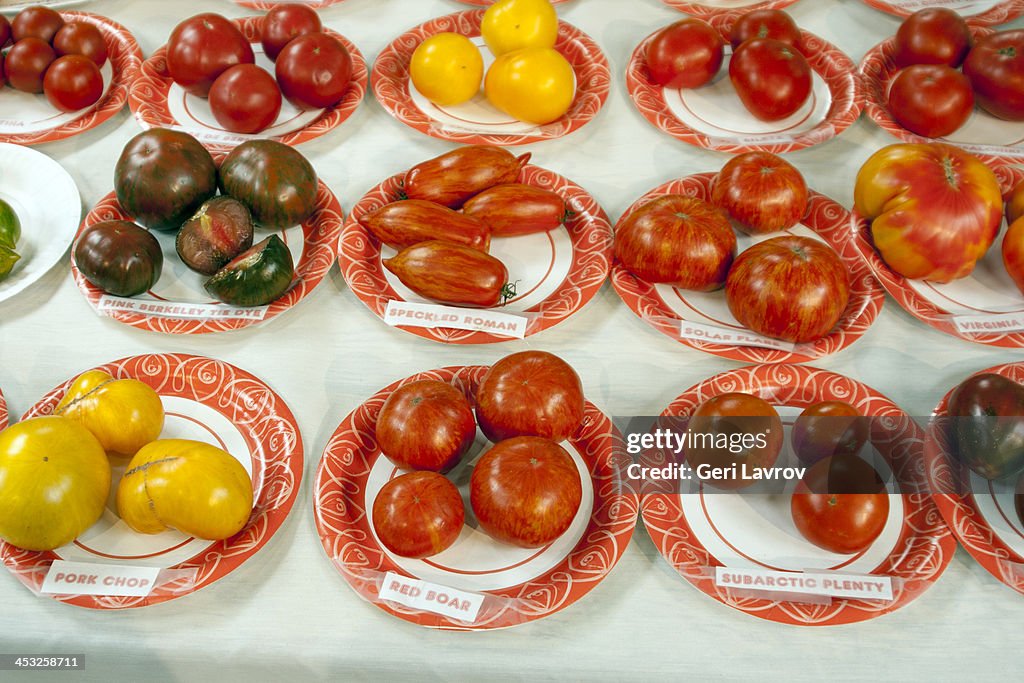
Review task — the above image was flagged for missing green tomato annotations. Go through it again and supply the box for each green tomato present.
[0,198,20,250]
[0,245,18,280]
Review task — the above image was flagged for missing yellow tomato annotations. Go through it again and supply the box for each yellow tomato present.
[117,439,253,541]
[55,371,164,458]
[485,47,576,125]
[0,416,110,551]
[481,0,558,56]
[410,32,484,107]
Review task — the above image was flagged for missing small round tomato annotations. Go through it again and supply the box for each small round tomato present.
[372,471,465,559]
[646,18,724,90]
[375,379,477,473]
[892,7,971,69]
[208,64,282,134]
[43,54,104,112]
[11,6,63,43]
[261,4,321,61]
[729,9,801,50]
[275,32,352,109]
[791,455,890,555]
[791,401,869,466]
[480,0,558,57]
[1002,217,1024,296]
[410,32,483,107]
[887,64,973,138]
[1007,180,1024,225]
[684,392,784,490]
[711,151,808,234]
[730,38,812,121]
[485,46,575,125]
[74,220,163,297]
[5,37,55,93]
[167,13,255,98]
[53,21,108,68]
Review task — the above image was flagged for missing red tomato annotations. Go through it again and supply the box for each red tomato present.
[166,13,254,98]
[0,16,11,49]
[646,18,724,89]
[404,146,529,209]
[729,38,811,122]
[729,9,801,50]
[469,436,582,548]
[474,350,584,444]
[5,37,55,93]
[854,143,1003,282]
[274,32,352,109]
[208,64,282,134]
[684,393,784,490]
[461,184,567,237]
[261,4,322,61]
[1006,180,1024,225]
[887,65,973,138]
[374,379,477,473]
[43,54,103,112]
[614,194,736,291]
[892,7,971,69]
[726,235,850,343]
[791,456,890,554]
[359,200,490,252]
[53,21,108,68]
[791,401,869,466]
[372,471,464,559]
[382,241,509,308]
[0,52,4,83]
[11,6,63,43]
[711,152,808,234]
[963,30,1024,121]
[1002,217,1024,296]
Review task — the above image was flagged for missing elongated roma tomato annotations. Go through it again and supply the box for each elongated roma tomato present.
[358,200,490,251]
[461,184,567,237]
[117,439,253,540]
[854,143,1002,282]
[383,240,510,307]
[404,146,530,208]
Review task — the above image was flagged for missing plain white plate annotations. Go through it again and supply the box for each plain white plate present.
[0,143,81,304]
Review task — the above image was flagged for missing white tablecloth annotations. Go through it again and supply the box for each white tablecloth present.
[0,0,1022,679]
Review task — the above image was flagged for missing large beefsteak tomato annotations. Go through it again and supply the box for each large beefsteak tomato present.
[854,143,1002,282]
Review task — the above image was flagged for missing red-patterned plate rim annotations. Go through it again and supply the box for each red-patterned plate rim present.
[849,162,1024,347]
[457,0,572,4]
[609,173,885,364]
[859,0,1024,26]
[129,17,367,151]
[338,163,613,344]
[371,10,610,146]
[626,23,863,154]
[641,363,955,626]
[660,0,799,16]
[70,182,343,335]
[313,364,638,630]
[0,11,142,146]
[858,27,1024,162]
[232,0,346,8]
[0,388,6,431]
[925,361,1024,595]
[0,353,304,609]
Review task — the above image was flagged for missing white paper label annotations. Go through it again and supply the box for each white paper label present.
[169,125,248,146]
[41,561,161,597]
[952,143,1024,158]
[98,295,269,321]
[884,0,986,9]
[679,321,797,352]
[378,572,485,622]
[384,300,528,339]
[952,312,1024,334]
[715,567,895,601]
[709,134,799,148]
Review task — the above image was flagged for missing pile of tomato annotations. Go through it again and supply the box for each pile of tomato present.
[165,7,352,134]
[886,8,1024,138]
[0,6,107,113]
[646,9,812,122]
[371,351,587,558]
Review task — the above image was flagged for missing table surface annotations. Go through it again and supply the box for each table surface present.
[1,0,1022,680]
